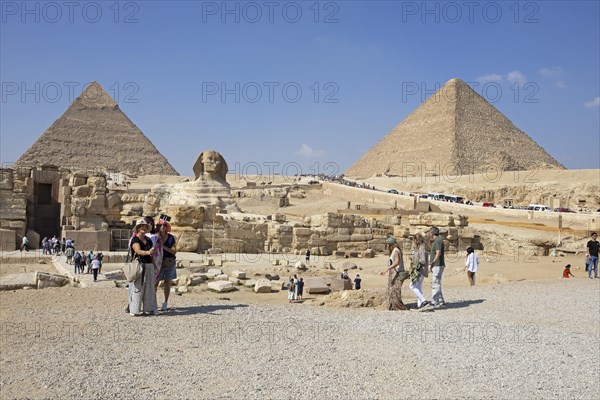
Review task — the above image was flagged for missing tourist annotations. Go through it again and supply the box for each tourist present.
[156,219,177,311]
[563,264,574,278]
[293,274,299,300]
[586,232,599,279]
[65,246,74,265]
[287,277,296,303]
[409,233,431,309]
[465,246,479,286]
[80,252,87,273]
[296,277,304,301]
[97,252,104,273]
[41,237,48,254]
[144,216,162,285]
[380,236,408,310]
[73,251,82,274]
[341,269,349,280]
[91,255,101,282]
[61,238,66,255]
[66,237,73,249]
[19,236,29,252]
[305,249,311,263]
[354,274,362,290]
[87,251,94,273]
[128,219,158,316]
[428,227,446,307]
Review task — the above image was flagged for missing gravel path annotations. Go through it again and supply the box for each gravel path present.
[1,279,599,399]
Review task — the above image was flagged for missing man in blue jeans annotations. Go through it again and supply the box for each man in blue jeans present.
[428,226,446,307]
[586,232,599,279]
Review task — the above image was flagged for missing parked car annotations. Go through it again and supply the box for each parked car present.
[527,204,551,212]
[387,189,399,194]
[482,202,495,207]
[554,207,576,213]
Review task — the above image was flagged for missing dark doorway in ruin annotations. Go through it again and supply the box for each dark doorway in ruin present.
[34,182,60,240]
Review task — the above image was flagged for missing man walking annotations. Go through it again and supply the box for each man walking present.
[428,227,446,307]
[586,232,599,279]
[20,236,29,252]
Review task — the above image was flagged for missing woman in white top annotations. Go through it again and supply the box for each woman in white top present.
[409,233,431,309]
[465,247,479,286]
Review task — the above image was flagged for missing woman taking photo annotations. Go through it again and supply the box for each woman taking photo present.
[128,219,158,316]
[380,236,408,310]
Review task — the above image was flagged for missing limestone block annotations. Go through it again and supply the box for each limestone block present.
[171,229,200,252]
[189,274,207,286]
[254,278,272,293]
[73,185,91,197]
[242,279,256,287]
[231,270,246,279]
[350,233,374,241]
[0,169,14,190]
[0,229,16,250]
[293,227,313,236]
[409,213,454,227]
[363,249,375,258]
[304,277,330,294]
[208,268,223,275]
[86,195,106,213]
[0,192,27,220]
[72,177,87,186]
[270,280,284,291]
[0,272,37,291]
[36,272,69,289]
[208,281,235,292]
[107,192,121,209]
[168,205,205,229]
[265,274,280,281]
[295,261,308,271]
[447,227,459,241]
[87,176,106,189]
[326,277,353,291]
[343,262,358,270]
[214,274,228,281]
[228,277,241,285]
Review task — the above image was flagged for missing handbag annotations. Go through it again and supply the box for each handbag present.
[123,259,143,282]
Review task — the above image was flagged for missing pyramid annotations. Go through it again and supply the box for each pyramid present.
[14,82,179,176]
[345,78,565,178]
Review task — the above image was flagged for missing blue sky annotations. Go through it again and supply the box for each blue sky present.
[1,0,599,176]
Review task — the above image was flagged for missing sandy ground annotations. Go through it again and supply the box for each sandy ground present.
[0,261,598,399]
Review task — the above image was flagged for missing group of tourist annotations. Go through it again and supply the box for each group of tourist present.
[381,226,479,311]
[41,236,72,255]
[287,275,305,303]
[126,216,178,316]
[71,251,104,280]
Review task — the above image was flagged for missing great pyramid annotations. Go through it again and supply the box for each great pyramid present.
[345,78,565,178]
[15,82,179,176]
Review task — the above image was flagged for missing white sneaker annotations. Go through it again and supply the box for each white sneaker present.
[161,302,168,311]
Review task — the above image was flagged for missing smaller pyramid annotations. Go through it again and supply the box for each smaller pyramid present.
[15,82,179,176]
[346,78,565,178]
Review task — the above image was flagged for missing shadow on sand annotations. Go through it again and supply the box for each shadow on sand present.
[421,299,485,311]
[161,303,249,316]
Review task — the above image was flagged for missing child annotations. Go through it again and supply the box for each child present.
[563,264,574,278]
[296,278,304,301]
[354,275,362,290]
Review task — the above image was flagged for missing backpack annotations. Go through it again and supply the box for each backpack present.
[74,252,81,262]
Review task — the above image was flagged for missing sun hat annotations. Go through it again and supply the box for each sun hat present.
[135,219,149,229]
[386,236,397,245]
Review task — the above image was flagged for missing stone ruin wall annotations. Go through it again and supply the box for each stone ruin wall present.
[1,167,486,255]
